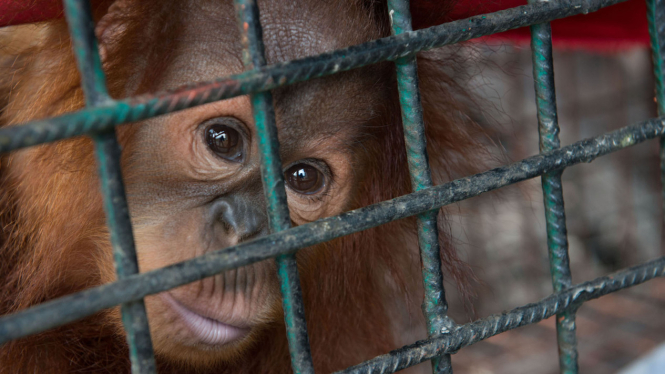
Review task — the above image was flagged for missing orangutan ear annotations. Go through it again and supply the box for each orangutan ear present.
[94,0,131,62]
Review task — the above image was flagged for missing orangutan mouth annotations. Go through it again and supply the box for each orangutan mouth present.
[160,292,251,346]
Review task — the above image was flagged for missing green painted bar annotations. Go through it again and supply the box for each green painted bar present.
[63,1,156,372]
[528,1,578,372]
[647,0,665,115]
[647,0,665,243]
[234,0,315,373]
[387,0,455,373]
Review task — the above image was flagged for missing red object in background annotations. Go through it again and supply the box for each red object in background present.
[0,0,63,27]
[0,0,651,50]
[411,0,649,50]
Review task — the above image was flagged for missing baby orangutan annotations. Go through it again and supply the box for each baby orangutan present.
[0,0,479,372]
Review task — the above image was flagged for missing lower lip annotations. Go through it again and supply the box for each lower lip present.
[160,293,250,346]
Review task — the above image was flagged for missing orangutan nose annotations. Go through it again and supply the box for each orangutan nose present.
[209,194,268,242]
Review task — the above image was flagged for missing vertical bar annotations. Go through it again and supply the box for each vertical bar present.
[62,1,156,373]
[529,2,578,373]
[234,1,314,373]
[387,1,456,373]
[647,0,665,243]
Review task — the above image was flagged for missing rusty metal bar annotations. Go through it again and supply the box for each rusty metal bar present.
[336,255,665,374]
[387,0,455,372]
[234,0,314,373]
[528,0,578,372]
[647,0,665,250]
[62,1,156,372]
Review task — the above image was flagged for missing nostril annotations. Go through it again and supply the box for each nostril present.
[209,196,267,241]
[218,211,234,234]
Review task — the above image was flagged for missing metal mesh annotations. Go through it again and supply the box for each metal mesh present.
[0,0,663,373]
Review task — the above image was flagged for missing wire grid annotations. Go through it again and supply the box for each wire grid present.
[0,0,663,373]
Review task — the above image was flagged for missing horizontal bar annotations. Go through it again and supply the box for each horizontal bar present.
[335,255,665,374]
[0,0,628,154]
[0,115,662,344]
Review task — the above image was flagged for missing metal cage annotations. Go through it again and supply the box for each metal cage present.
[0,0,664,373]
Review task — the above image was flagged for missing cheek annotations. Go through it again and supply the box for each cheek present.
[133,211,208,272]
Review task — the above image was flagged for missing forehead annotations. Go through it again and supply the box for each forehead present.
[166,0,380,69]
[150,0,387,153]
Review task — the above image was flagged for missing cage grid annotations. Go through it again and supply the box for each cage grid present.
[0,0,663,373]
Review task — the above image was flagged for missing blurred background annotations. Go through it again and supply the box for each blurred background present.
[439,1,665,373]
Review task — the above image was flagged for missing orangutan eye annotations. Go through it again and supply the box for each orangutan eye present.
[205,123,243,162]
[285,163,325,195]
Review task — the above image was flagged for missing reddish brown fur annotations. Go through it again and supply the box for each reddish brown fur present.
[0,1,484,373]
